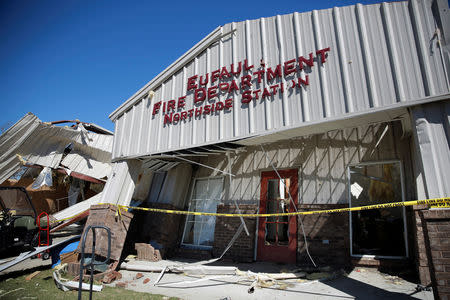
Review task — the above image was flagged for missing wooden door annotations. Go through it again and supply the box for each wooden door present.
[257,169,298,263]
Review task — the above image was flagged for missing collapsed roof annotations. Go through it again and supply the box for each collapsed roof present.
[0,112,114,184]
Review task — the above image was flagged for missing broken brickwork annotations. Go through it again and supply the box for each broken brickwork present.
[76,204,133,261]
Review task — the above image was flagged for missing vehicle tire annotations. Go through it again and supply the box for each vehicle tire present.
[42,252,50,260]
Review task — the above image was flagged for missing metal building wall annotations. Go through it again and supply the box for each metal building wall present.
[192,121,414,205]
[411,100,450,200]
[110,0,449,160]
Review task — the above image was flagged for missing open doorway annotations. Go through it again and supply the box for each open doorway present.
[348,161,408,258]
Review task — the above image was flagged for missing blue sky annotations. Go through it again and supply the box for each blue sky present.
[1,0,389,132]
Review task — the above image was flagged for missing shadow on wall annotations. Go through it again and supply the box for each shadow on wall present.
[208,121,416,271]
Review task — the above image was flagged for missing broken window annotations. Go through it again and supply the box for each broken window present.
[349,161,408,257]
[181,177,223,249]
[265,178,290,246]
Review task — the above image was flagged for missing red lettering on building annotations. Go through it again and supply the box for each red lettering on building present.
[253,89,261,100]
[298,53,314,70]
[187,75,198,90]
[262,88,271,98]
[194,88,206,103]
[241,75,252,90]
[241,90,252,103]
[253,69,265,84]
[219,82,229,92]
[211,70,220,83]
[220,66,230,78]
[207,86,218,99]
[216,101,224,111]
[199,74,209,85]
[195,106,203,116]
[266,64,282,81]
[316,47,331,63]
[164,113,173,125]
[228,80,239,93]
[284,59,296,76]
[231,62,242,76]
[244,59,254,71]
[298,75,309,87]
[178,96,186,109]
[225,98,233,109]
[167,100,176,111]
[152,101,162,115]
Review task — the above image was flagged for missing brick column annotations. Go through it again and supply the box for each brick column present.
[414,207,450,299]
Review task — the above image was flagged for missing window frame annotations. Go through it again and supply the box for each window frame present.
[181,176,224,250]
[347,160,409,259]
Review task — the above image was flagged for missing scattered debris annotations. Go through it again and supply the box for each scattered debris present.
[416,284,432,292]
[121,261,237,276]
[25,271,41,281]
[143,278,150,284]
[0,235,80,273]
[102,271,122,284]
[53,263,103,292]
[0,288,25,298]
[135,273,144,279]
[306,272,332,281]
[116,282,128,288]
[135,243,162,262]
[384,274,403,285]
[60,250,78,265]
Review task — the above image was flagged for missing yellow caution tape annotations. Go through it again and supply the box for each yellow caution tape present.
[93,197,450,218]
[49,197,449,225]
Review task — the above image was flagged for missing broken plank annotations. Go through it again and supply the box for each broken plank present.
[25,271,40,281]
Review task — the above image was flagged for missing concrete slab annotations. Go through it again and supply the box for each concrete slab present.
[110,261,434,300]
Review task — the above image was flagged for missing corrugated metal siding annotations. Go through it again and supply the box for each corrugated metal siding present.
[61,151,112,180]
[112,0,449,159]
[411,100,450,199]
[99,160,141,206]
[0,113,114,183]
[0,113,41,183]
[193,121,415,205]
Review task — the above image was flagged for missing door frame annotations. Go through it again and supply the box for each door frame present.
[347,160,409,259]
[257,168,298,263]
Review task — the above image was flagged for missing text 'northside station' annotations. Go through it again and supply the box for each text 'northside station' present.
[151,47,331,125]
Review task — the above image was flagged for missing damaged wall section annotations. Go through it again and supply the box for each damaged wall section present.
[181,121,415,265]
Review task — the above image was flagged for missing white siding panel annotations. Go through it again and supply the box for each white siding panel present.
[111,1,449,159]
[191,121,412,205]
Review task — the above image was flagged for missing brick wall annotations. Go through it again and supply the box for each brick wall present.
[134,202,184,258]
[212,203,350,265]
[212,204,258,262]
[76,204,133,261]
[414,207,450,300]
[297,204,350,266]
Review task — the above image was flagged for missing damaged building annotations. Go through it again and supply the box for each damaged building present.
[0,113,114,219]
[4,0,445,297]
[106,0,450,280]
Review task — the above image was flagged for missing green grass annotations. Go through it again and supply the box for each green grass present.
[0,267,177,300]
